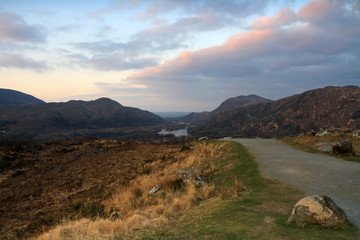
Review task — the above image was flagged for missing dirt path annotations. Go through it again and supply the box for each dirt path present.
[232,138,360,229]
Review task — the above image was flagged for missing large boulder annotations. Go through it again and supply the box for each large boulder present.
[287,195,348,228]
[332,140,354,155]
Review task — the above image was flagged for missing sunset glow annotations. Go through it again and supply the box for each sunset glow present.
[1,0,359,111]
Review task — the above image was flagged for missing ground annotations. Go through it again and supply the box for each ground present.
[0,138,358,240]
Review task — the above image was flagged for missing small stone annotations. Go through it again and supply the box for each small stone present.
[149,185,160,194]
[264,216,272,224]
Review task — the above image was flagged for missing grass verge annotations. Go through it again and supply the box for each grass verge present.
[281,137,360,163]
[133,141,359,240]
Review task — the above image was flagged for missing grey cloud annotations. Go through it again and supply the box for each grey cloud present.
[0,11,47,42]
[75,13,224,55]
[138,0,269,20]
[91,54,157,71]
[123,0,360,109]
[78,0,272,59]
[0,41,44,52]
[64,52,157,71]
[0,53,49,72]
[75,41,126,53]
[54,24,80,32]
[71,13,225,71]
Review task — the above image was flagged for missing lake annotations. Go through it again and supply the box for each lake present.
[158,128,188,137]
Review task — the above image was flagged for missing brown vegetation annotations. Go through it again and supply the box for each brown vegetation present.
[193,86,360,138]
[292,135,360,152]
[0,138,227,239]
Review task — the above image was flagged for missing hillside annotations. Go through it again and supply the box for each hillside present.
[0,89,45,105]
[1,139,357,239]
[0,98,163,140]
[192,86,360,138]
[178,95,272,124]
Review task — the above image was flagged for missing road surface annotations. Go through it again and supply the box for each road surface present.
[232,138,360,229]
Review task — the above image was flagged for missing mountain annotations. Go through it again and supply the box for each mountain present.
[0,89,45,105]
[192,86,360,138]
[178,95,272,124]
[0,98,163,140]
[211,94,273,116]
[154,112,190,118]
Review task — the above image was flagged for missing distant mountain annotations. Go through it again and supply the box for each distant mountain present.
[192,86,360,138]
[154,112,190,118]
[0,89,45,105]
[178,95,272,124]
[0,98,163,140]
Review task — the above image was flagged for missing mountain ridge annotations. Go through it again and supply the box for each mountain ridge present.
[177,94,272,124]
[0,97,163,140]
[0,89,45,105]
[192,85,360,138]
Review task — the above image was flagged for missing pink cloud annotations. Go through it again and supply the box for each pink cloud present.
[299,0,341,23]
[128,28,273,82]
[251,7,297,29]
[124,0,359,102]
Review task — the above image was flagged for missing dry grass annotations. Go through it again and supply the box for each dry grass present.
[234,178,245,196]
[282,135,360,163]
[34,141,229,240]
[292,135,360,152]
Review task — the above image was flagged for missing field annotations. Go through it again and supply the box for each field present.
[0,139,358,239]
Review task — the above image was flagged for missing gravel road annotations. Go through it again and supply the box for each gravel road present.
[231,138,360,229]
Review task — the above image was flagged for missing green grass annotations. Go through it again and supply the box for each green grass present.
[130,141,358,240]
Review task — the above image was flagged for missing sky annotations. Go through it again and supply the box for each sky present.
[0,0,359,112]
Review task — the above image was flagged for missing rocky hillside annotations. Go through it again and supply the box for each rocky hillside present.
[0,98,163,140]
[178,95,272,124]
[193,86,360,138]
[0,89,45,105]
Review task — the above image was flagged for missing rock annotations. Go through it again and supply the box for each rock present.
[178,170,193,183]
[316,129,330,137]
[263,216,274,229]
[178,167,206,186]
[287,195,348,228]
[199,137,208,141]
[149,185,160,194]
[332,140,354,155]
[316,142,332,152]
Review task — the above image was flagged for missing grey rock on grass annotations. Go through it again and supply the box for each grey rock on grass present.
[288,195,348,228]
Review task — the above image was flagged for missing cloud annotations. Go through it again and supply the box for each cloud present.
[251,7,298,29]
[54,24,80,32]
[89,0,269,22]
[137,0,269,21]
[64,53,158,71]
[0,53,49,72]
[75,13,226,55]
[0,11,47,42]
[71,12,228,71]
[75,41,126,53]
[91,54,157,71]
[121,0,360,108]
[75,0,272,69]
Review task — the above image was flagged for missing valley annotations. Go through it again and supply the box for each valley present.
[0,85,359,239]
